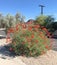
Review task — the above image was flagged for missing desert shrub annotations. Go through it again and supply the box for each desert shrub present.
[6,23,52,57]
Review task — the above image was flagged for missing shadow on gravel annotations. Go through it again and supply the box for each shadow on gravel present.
[0,36,6,39]
[51,38,57,51]
[0,44,16,59]
[52,48,57,51]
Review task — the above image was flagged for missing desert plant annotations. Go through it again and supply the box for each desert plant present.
[6,23,52,57]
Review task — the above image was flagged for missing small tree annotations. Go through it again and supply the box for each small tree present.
[15,12,25,24]
[35,15,55,28]
[35,15,47,26]
[45,16,55,28]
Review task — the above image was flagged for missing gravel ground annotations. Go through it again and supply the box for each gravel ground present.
[0,57,26,65]
[0,38,57,65]
[0,38,26,65]
[18,50,57,65]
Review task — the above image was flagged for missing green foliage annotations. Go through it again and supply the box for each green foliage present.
[0,12,25,28]
[15,12,25,24]
[45,16,55,27]
[48,22,57,33]
[35,15,55,27]
[0,12,25,34]
[7,23,51,57]
[35,15,47,26]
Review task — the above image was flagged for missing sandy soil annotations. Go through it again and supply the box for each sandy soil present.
[18,50,57,65]
[0,38,26,65]
[0,38,57,65]
[0,57,26,65]
[0,39,8,46]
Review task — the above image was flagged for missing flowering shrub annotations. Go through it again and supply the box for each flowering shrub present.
[6,23,52,57]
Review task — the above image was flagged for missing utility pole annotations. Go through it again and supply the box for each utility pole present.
[39,5,45,15]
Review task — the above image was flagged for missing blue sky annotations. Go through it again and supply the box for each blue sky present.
[0,0,57,21]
